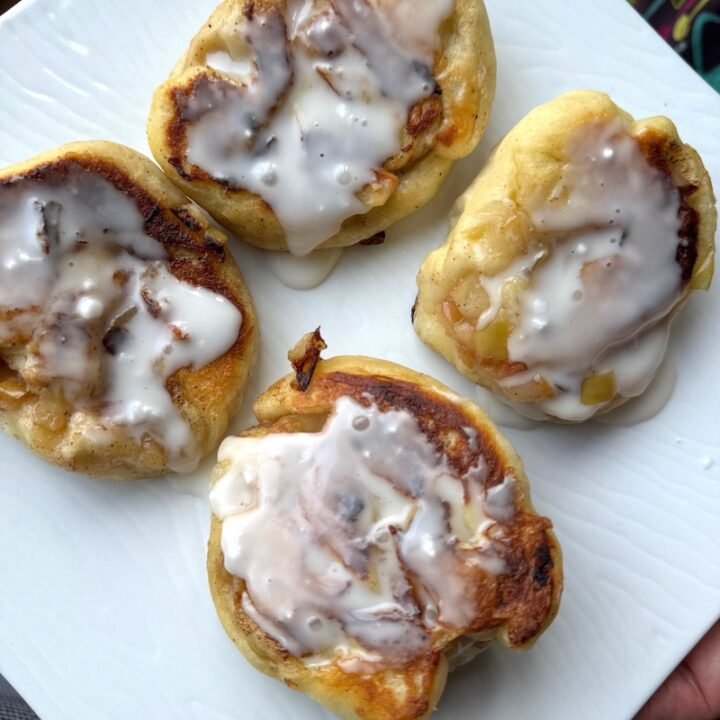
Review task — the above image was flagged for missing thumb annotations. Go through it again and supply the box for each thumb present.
[635,620,720,720]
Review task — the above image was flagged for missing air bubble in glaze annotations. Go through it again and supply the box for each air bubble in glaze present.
[353,415,370,431]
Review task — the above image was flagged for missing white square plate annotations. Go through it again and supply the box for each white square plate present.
[0,1,719,719]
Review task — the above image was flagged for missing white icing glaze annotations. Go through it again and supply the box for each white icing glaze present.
[0,170,242,471]
[210,396,514,668]
[205,50,254,82]
[476,250,545,329]
[594,336,677,427]
[365,0,454,60]
[477,120,684,422]
[183,0,452,255]
[267,247,342,290]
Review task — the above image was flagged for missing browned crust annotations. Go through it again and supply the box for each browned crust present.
[5,155,220,262]
[167,80,205,182]
[0,143,259,479]
[208,355,562,720]
[288,327,327,391]
[358,231,386,246]
[636,129,700,285]
[405,95,444,141]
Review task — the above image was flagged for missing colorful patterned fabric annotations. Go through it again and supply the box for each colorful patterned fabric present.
[629,0,720,91]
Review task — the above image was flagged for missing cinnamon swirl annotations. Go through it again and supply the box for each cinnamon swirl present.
[0,141,258,479]
[147,0,496,255]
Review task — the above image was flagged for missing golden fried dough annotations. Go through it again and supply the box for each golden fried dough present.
[207,340,562,720]
[0,141,258,479]
[148,0,496,254]
[414,91,716,422]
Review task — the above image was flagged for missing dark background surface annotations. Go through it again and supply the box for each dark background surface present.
[630,0,720,90]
